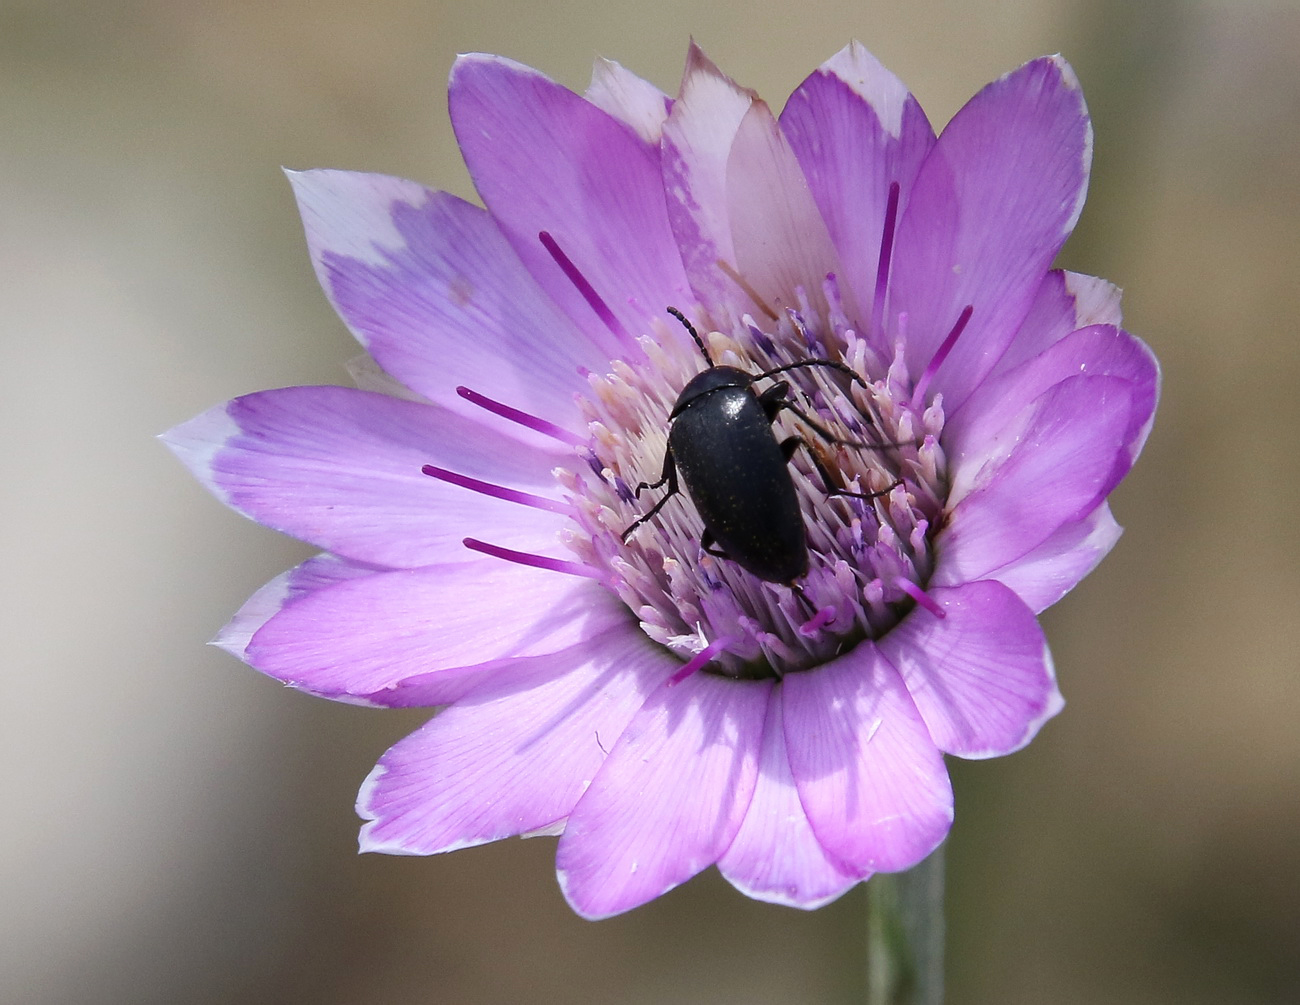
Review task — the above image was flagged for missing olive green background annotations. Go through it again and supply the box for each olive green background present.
[3,0,1297,1002]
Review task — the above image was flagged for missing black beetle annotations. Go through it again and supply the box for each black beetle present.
[621,309,891,585]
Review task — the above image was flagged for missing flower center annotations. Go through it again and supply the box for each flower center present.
[559,286,950,680]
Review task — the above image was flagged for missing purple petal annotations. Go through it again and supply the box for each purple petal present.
[342,352,433,403]
[289,170,601,436]
[1065,271,1125,326]
[449,54,690,347]
[946,323,1160,466]
[556,672,769,919]
[783,647,952,874]
[585,57,671,144]
[717,684,861,909]
[162,386,569,569]
[660,43,761,312]
[246,560,629,705]
[889,56,1092,411]
[358,627,674,855]
[992,268,1123,376]
[937,374,1138,587]
[878,581,1062,758]
[986,502,1123,613]
[213,552,379,661]
[726,100,849,317]
[216,553,504,708]
[780,41,936,320]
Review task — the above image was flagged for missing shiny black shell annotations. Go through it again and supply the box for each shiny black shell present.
[668,366,808,583]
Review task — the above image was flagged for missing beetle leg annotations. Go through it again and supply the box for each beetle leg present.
[757,381,854,446]
[621,450,681,541]
[756,381,793,422]
[760,382,899,453]
[759,371,912,451]
[781,435,899,501]
[827,476,902,501]
[773,397,859,448]
[632,447,676,498]
[774,397,911,452]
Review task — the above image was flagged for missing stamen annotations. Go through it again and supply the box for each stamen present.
[894,577,946,619]
[787,309,822,355]
[462,538,603,579]
[745,319,776,355]
[456,386,585,446]
[872,181,901,340]
[716,259,778,320]
[422,464,571,514]
[797,604,836,637]
[584,451,610,482]
[538,231,629,340]
[556,229,952,679]
[912,305,973,407]
[823,273,850,330]
[667,635,735,686]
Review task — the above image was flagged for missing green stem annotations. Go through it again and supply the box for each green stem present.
[866,846,945,1005]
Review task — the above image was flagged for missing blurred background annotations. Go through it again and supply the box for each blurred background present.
[3,0,1298,1002]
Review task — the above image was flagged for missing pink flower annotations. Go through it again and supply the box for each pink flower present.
[164,43,1159,918]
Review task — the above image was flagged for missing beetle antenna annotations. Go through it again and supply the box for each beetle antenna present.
[757,358,869,390]
[667,307,712,365]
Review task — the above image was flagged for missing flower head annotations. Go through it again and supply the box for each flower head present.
[164,43,1158,918]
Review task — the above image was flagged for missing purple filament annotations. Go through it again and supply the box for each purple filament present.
[894,577,946,619]
[668,636,736,686]
[462,538,602,580]
[871,181,901,340]
[422,464,571,515]
[797,604,836,637]
[456,386,585,446]
[538,230,629,340]
[912,304,973,407]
